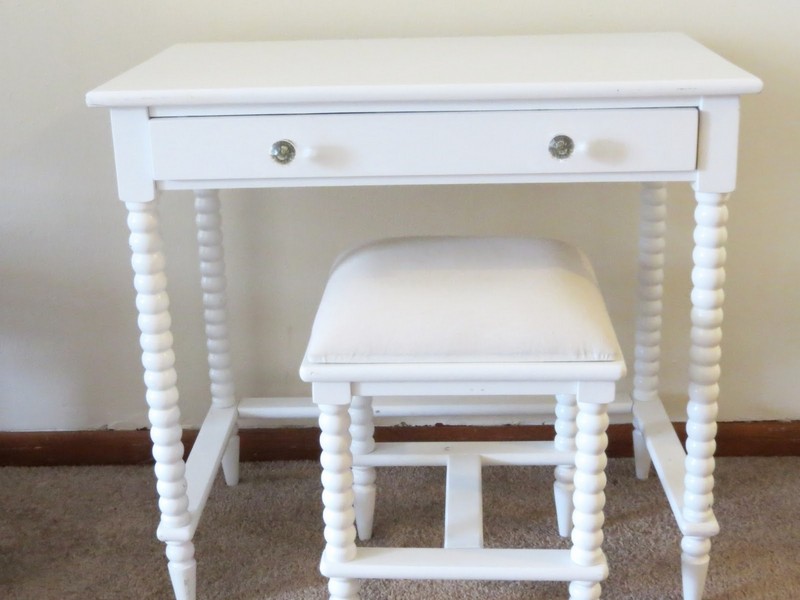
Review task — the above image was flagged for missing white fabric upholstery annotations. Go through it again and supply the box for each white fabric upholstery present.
[305,236,622,365]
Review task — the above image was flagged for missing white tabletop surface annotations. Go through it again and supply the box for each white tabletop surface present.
[86,33,762,109]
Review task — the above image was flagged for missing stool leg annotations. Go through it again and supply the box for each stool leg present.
[569,398,610,600]
[319,401,359,599]
[350,396,377,540]
[554,394,577,537]
[632,182,667,480]
[329,578,362,600]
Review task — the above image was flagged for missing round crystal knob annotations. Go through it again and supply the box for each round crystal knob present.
[549,135,575,160]
[270,139,296,165]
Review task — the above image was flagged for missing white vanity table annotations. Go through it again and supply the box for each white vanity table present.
[87,33,762,599]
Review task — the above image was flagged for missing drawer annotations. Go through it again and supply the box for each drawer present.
[149,108,698,182]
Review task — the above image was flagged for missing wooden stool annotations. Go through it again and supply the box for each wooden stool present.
[300,236,626,600]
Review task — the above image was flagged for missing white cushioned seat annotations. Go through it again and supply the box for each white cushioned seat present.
[305,236,622,365]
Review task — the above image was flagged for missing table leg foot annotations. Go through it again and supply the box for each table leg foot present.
[353,467,376,541]
[569,580,601,600]
[681,535,711,600]
[554,476,576,538]
[329,577,361,600]
[221,431,240,486]
[166,541,197,600]
[632,423,652,480]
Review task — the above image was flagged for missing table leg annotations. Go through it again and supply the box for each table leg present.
[681,191,727,600]
[194,190,239,485]
[631,182,667,479]
[126,200,195,600]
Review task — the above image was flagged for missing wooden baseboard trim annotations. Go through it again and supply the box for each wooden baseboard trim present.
[1,421,798,467]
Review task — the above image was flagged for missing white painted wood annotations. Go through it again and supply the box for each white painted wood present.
[349,396,376,541]
[317,399,361,596]
[89,34,762,600]
[570,385,613,600]
[694,96,742,193]
[444,454,484,549]
[354,379,578,398]
[302,361,626,385]
[193,190,236,410]
[682,535,712,600]
[126,200,195,600]
[328,577,360,600]
[237,393,634,421]
[109,108,155,202]
[685,193,727,511]
[150,109,698,184]
[132,404,236,579]
[678,190,728,599]
[320,547,607,582]
[181,405,237,537]
[554,394,577,537]
[155,169,697,191]
[632,182,668,480]
[312,382,353,406]
[632,428,650,480]
[353,441,571,468]
[237,396,319,419]
[166,541,196,600]
[632,397,719,538]
[220,432,239,488]
[304,236,623,598]
[194,190,239,487]
[141,97,720,118]
[86,33,761,110]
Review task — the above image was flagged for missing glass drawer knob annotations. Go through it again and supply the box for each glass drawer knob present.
[270,139,296,164]
[549,135,575,160]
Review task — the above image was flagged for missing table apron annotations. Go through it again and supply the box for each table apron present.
[149,108,699,184]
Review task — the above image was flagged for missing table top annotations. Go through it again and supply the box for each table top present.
[86,33,762,110]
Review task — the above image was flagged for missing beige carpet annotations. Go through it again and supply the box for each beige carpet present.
[1,458,799,599]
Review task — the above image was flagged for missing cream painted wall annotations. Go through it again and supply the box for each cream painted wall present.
[1,1,797,431]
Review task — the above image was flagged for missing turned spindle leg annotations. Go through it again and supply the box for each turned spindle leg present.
[632,182,667,480]
[569,400,610,600]
[350,395,377,541]
[319,403,360,599]
[554,393,577,537]
[681,191,727,600]
[194,190,239,486]
[127,201,196,600]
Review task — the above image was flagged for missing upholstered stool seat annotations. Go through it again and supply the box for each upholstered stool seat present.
[300,236,625,600]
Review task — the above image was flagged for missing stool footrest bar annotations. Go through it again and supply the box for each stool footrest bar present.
[321,548,607,582]
[353,441,573,467]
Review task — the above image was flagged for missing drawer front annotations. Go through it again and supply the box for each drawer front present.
[150,108,698,182]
